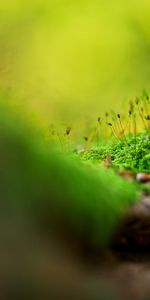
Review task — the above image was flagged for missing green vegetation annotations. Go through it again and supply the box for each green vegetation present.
[78,132,150,173]
[104,132,150,172]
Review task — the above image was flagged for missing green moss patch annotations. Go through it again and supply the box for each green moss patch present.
[78,132,150,173]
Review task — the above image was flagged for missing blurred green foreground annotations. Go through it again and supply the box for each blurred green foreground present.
[0,104,138,249]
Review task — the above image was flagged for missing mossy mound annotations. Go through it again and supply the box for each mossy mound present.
[78,132,150,173]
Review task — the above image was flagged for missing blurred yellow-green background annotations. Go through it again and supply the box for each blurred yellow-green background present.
[0,0,150,126]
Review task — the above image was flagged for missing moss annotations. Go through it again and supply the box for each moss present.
[106,132,150,172]
[78,132,150,173]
